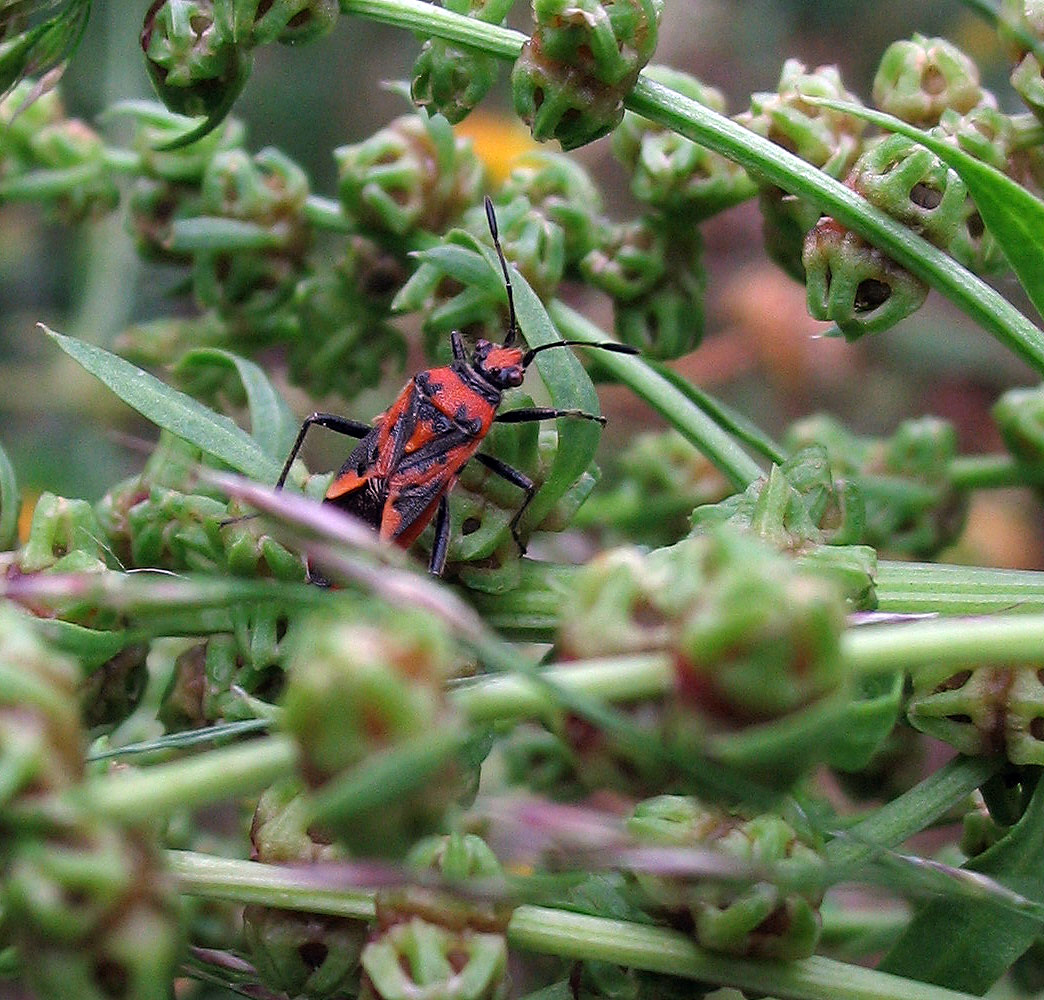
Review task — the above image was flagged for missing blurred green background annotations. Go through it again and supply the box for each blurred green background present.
[4,0,1042,565]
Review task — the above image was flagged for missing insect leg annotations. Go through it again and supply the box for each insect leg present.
[494,406,607,426]
[428,494,451,575]
[276,412,373,489]
[472,451,536,555]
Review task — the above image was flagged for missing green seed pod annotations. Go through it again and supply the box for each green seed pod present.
[613,67,750,221]
[802,217,929,338]
[4,822,183,1000]
[336,111,485,236]
[872,33,983,127]
[511,0,663,150]
[580,217,667,302]
[248,0,339,45]
[0,605,84,804]
[193,146,312,318]
[907,663,1044,764]
[499,151,604,264]
[280,606,467,855]
[141,0,252,120]
[627,796,822,960]
[849,133,968,249]
[359,916,509,1000]
[243,904,368,1000]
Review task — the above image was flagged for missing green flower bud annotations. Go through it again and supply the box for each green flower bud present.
[849,133,968,249]
[4,823,183,1000]
[243,904,368,1000]
[499,152,604,263]
[511,0,663,150]
[580,218,667,301]
[577,430,731,546]
[193,146,312,317]
[872,34,983,127]
[612,225,705,359]
[994,383,1044,472]
[141,0,252,120]
[410,0,511,123]
[934,109,1012,274]
[248,0,339,46]
[802,217,929,338]
[627,795,822,959]
[738,59,866,176]
[127,178,200,263]
[0,605,84,804]
[614,67,751,220]
[280,607,467,855]
[360,916,508,1000]
[376,833,510,934]
[783,415,965,559]
[907,663,1044,764]
[482,195,566,302]
[336,111,484,236]
[1010,49,1044,122]
[128,102,247,183]
[19,493,110,575]
[737,60,865,277]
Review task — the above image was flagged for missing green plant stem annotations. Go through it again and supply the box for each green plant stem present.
[451,652,675,721]
[72,735,298,823]
[167,848,975,1000]
[949,453,1044,489]
[339,0,1044,374]
[507,906,979,1000]
[169,850,376,919]
[842,613,1044,676]
[549,300,764,489]
[876,560,1044,614]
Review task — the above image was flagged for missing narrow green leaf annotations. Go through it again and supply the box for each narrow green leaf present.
[414,242,505,296]
[43,326,281,483]
[880,771,1044,993]
[0,438,18,551]
[815,98,1044,324]
[175,348,298,461]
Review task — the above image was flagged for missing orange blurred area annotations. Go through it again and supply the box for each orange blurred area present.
[454,111,540,185]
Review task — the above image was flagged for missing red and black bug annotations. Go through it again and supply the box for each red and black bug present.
[276,197,637,575]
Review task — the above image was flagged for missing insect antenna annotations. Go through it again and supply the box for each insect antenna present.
[522,339,639,367]
[484,196,518,348]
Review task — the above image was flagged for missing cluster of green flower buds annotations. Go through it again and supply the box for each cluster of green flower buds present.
[336,109,485,237]
[0,82,119,222]
[141,0,338,124]
[783,414,966,559]
[907,662,1044,765]
[996,2,1044,121]
[243,779,368,999]
[279,605,473,857]
[626,795,823,959]
[552,527,858,791]
[690,447,877,609]
[512,0,663,149]
[736,59,866,280]
[574,430,731,547]
[411,0,515,123]
[993,383,1044,482]
[0,608,183,1000]
[613,67,754,222]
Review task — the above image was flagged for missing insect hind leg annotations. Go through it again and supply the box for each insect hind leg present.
[276,412,373,489]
